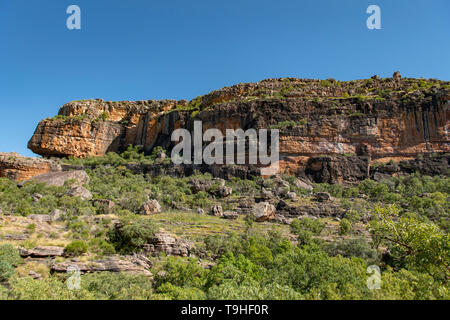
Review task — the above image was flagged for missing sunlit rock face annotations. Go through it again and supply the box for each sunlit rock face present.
[28,75,450,175]
[0,152,61,181]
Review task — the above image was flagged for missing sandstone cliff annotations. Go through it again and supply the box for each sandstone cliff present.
[27,74,450,174]
[0,152,61,181]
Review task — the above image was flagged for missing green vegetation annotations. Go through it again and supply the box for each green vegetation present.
[107,215,159,253]
[64,240,89,257]
[0,145,448,300]
[268,119,307,129]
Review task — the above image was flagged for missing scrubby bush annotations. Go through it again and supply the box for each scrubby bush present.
[339,218,351,235]
[107,215,159,253]
[290,218,325,246]
[0,244,22,281]
[64,240,89,257]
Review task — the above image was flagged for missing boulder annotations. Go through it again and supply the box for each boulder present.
[140,199,162,215]
[22,170,90,187]
[143,231,193,257]
[32,193,43,202]
[293,178,313,191]
[252,202,276,222]
[19,246,64,257]
[66,186,93,200]
[28,270,43,280]
[28,214,52,223]
[274,214,292,225]
[215,186,232,198]
[196,208,205,215]
[260,187,275,201]
[222,211,239,220]
[286,192,298,201]
[209,205,223,217]
[189,178,213,193]
[315,192,333,202]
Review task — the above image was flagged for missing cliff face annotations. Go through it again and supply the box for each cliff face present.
[28,74,450,174]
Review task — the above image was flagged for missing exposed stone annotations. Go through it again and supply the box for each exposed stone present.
[393,71,401,81]
[215,186,232,198]
[189,178,213,193]
[0,152,62,182]
[222,211,239,220]
[143,231,193,257]
[21,170,90,187]
[252,202,276,222]
[260,187,275,201]
[293,178,313,191]
[19,246,64,257]
[140,199,162,215]
[28,214,52,223]
[315,192,333,202]
[274,214,292,225]
[209,205,223,217]
[32,193,43,202]
[2,234,28,240]
[26,77,450,183]
[51,255,153,276]
[286,192,298,201]
[196,208,205,215]
[66,186,93,200]
[276,199,345,219]
[28,270,43,280]
[306,156,370,184]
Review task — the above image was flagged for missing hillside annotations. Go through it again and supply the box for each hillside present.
[0,73,448,300]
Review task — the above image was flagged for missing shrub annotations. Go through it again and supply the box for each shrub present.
[0,244,23,266]
[107,216,159,253]
[64,240,89,257]
[88,238,116,255]
[339,218,351,235]
[0,260,16,281]
[81,272,155,300]
[323,238,379,265]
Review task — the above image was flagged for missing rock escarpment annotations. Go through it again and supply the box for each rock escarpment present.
[25,74,450,178]
[0,152,61,181]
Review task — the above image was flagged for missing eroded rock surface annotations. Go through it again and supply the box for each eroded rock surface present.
[19,246,65,258]
[21,170,90,187]
[0,152,61,182]
[51,255,153,276]
[27,77,450,179]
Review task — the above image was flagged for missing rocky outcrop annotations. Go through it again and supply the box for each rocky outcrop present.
[21,170,90,187]
[139,199,162,215]
[222,211,239,220]
[276,199,345,219]
[28,99,185,157]
[26,75,449,179]
[0,152,61,181]
[51,255,153,276]
[19,246,65,258]
[143,231,193,257]
[306,156,370,184]
[209,205,223,217]
[66,186,93,200]
[252,202,276,222]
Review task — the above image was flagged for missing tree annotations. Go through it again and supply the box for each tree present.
[370,205,449,282]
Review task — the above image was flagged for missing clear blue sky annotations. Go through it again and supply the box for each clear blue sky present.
[1,0,449,157]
